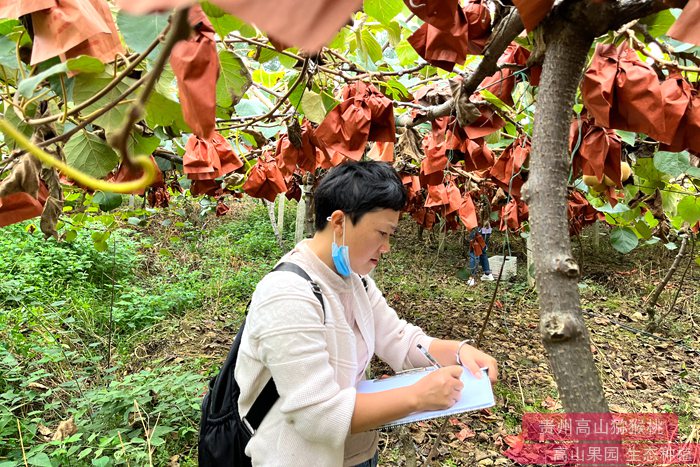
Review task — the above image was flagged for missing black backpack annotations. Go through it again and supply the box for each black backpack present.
[198,262,326,467]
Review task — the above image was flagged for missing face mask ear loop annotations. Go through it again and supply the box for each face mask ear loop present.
[342,217,346,247]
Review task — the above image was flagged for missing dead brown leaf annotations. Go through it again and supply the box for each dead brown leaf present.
[51,417,77,441]
[0,154,42,198]
[40,196,63,239]
[27,382,49,391]
[395,127,423,166]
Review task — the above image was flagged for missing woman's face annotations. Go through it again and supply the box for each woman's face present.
[339,209,400,276]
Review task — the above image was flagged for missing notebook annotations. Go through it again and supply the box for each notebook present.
[356,367,495,428]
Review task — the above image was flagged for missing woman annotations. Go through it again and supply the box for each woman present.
[236,161,498,466]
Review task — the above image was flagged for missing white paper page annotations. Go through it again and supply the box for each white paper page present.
[357,367,495,428]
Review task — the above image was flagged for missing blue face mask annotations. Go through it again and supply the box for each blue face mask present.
[330,217,352,277]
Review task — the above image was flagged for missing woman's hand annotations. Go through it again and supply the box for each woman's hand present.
[458,344,498,383]
[411,366,465,411]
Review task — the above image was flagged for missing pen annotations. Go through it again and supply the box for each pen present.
[416,343,441,368]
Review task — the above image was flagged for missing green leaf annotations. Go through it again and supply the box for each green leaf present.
[217,50,252,108]
[91,230,111,243]
[384,78,410,99]
[17,55,103,101]
[91,456,111,467]
[360,30,383,63]
[635,158,666,191]
[127,133,161,157]
[18,62,67,98]
[639,10,676,37]
[286,73,306,108]
[65,230,78,242]
[610,227,639,253]
[644,210,660,228]
[66,55,105,74]
[654,150,692,178]
[27,453,52,467]
[234,98,268,117]
[252,69,285,88]
[63,131,120,179]
[616,130,636,146]
[300,90,326,124]
[116,11,169,56]
[364,0,404,26]
[208,13,248,38]
[0,19,20,35]
[257,48,297,68]
[145,90,189,131]
[480,89,514,114]
[634,220,652,239]
[677,196,700,225]
[385,21,402,46]
[201,1,226,17]
[0,35,21,69]
[94,191,123,212]
[72,73,136,132]
[2,104,34,149]
[328,29,348,51]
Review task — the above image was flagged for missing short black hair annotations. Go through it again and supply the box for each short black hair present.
[314,161,407,231]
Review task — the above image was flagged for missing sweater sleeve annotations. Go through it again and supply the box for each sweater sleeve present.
[363,275,435,372]
[246,273,356,448]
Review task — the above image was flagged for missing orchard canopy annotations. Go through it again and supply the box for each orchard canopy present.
[0,0,699,255]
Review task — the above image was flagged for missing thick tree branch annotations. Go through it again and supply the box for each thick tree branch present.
[396,8,524,127]
[558,0,688,36]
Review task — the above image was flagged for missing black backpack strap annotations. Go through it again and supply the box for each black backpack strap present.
[360,275,368,291]
[241,262,325,435]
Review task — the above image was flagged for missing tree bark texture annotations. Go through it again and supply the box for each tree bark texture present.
[528,21,608,412]
[526,0,688,414]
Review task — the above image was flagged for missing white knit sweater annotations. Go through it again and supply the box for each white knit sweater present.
[236,241,434,466]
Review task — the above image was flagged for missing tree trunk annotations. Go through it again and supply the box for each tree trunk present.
[266,199,284,250]
[295,191,306,244]
[277,194,286,249]
[526,234,535,287]
[528,21,609,412]
[303,173,316,238]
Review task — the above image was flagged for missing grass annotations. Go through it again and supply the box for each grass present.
[0,198,300,466]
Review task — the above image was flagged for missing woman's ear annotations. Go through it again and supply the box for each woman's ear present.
[329,210,346,233]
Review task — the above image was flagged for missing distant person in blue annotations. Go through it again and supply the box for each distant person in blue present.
[468,222,494,286]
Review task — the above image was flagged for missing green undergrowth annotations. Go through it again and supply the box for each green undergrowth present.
[0,199,297,466]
